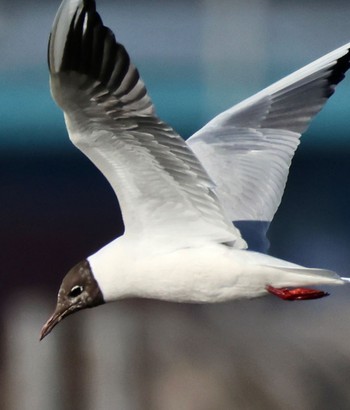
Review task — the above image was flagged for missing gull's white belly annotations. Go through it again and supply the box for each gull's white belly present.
[89,240,344,303]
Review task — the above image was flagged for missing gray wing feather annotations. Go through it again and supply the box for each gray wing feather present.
[188,43,350,226]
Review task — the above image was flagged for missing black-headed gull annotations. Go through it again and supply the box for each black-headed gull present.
[41,0,350,340]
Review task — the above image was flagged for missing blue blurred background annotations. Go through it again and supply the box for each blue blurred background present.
[2,1,350,409]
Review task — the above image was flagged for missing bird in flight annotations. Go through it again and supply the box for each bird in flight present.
[41,0,350,340]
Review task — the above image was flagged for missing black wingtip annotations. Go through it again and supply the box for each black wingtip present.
[48,0,100,74]
[83,0,96,10]
[329,47,350,85]
[48,0,130,84]
[48,0,152,114]
[325,47,350,98]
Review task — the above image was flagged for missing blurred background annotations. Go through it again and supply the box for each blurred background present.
[2,0,350,409]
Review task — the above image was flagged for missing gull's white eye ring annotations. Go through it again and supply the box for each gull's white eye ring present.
[68,285,84,298]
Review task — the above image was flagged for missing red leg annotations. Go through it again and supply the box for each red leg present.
[266,285,329,301]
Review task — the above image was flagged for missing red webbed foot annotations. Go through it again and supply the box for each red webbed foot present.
[266,285,329,301]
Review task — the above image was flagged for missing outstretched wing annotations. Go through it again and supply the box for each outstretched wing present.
[49,0,246,249]
[188,43,350,250]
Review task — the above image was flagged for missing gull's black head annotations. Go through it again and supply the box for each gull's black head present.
[40,259,105,340]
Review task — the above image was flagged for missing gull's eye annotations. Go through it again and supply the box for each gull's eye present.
[68,285,83,298]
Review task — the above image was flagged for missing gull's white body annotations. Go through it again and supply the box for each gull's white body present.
[50,0,350,305]
[89,238,343,303]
